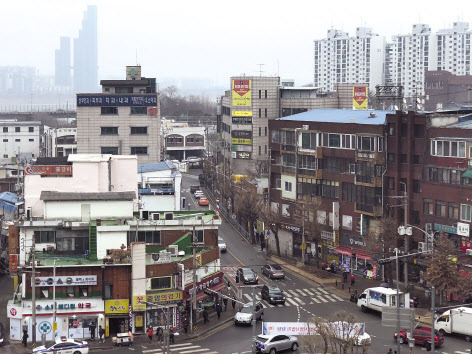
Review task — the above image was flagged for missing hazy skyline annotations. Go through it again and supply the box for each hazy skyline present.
[2,0,472,87]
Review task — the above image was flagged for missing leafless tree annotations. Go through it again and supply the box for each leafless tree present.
[234,182,262,244]
[299,198,323,266]
[109,244,131,264]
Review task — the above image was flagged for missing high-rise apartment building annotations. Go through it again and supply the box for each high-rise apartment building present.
[55,37,71,87]
[384,24,436,99]
[74,5,98,93]
[313,28,386,93]
[436,22,472,76]
[76,66,161,164]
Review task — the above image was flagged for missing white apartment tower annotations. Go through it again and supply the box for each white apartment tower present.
[385,24,436,99]
[436,22,472,76]
[313,28,385,93]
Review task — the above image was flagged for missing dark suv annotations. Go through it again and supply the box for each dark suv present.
[261,285,285,305]
[190,185,201,194]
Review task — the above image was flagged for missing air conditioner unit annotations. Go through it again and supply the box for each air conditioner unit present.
[466,249,472,256]
[195,215,203,220]
[64,221,72,228]
[418,242,427,253]
[165,212,174,220]
[168,245,179,256]
[152,213,160,221]
[302,125,309,130]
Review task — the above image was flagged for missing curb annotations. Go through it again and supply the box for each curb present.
[270,256,338,285]
[184,316,234,340]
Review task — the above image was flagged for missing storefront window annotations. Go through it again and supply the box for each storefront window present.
[68,317,97,339]
[79,286,88,297]
[150,276,172,290]
[66,286,74,297]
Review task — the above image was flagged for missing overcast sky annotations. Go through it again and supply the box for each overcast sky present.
[1,0,471,87]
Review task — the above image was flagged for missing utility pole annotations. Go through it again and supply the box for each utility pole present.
[395,248,401,354]
[431,286,435,354]
[301,215,306,264]
[32,250,37,344]
[191,226,197,334]
[53,259,57,339]
[251,285,256,354]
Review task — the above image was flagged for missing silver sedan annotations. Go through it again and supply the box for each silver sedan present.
[254,334,298,353]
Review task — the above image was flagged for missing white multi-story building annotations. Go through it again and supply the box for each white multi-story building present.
[436,22,472,76]
[385,24,437,99]
[0,121,49,162]
[49,127,77,157]
[313,28,386,93]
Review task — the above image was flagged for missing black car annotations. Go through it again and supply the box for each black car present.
[237,268,259,284]
[261,285,286,304]
[190,185,201,194]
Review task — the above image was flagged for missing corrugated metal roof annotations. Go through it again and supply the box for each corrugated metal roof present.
[279,109,394,125]
[138,161,174,173]
[0,192,18,204]
[40,191,136,201]
[448,120,472,129]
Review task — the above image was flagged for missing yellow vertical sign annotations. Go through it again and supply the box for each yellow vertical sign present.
[232,80,252,106]
[105,317,109,337]
[353,86,368,110]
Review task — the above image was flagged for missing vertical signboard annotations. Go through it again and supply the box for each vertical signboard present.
[332,202,340,231]
[232,80,252,106]
[353,86,368,110]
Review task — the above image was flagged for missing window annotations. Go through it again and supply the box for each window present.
[388,123,395,135]
[411,210,420,225]
[387,153,395,162]
[265,108,268,118]
[40,288,49,299]
[131,147,148,155]
[2,127,7,133]
[285,181,292,192]
[448,203,459,220]
[15,127,20,132]
[101,147,119,154]
[66,286,74,297]
[130,127,148,135]
[357,136,375,151]
[3,154,7,158]
[413,155,422,164]
[424,199,433,215]
[2,139,6,142]
[259,127,261,136]
[321,180,339,199]
[431,140,467,157]
[413,180,421,193]
[435,200,446,217]
[414,124,424,138]
[195,230,204,243]
[342,183,355,202]
[265,127,267,136]
[264,90,268,99]
[29,138,34,142]
[79,286,88,297]
[259,90,262,99]
[15,139,20,142]
[101,107,118,115]
[388,177,395,190]
[104,284,113,300]
[328,134,341,148]
[276,178,281,189]
[259,145,261,155]
[301,133,317,149]
[34,231,55,243]
[461,204,472,222]
[150,276,172,290]
[101,127,118,135]
[130,106,148,115]
[400,154,407,163]
[400,124,408,137]
[265,145,267,154]
[137,231,161,243]
[259,109,261,118]
[29,127,34,133]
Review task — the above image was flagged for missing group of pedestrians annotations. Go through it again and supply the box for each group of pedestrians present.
[202,294,238,324]
[255,232,266,251]
[147,325,175,344]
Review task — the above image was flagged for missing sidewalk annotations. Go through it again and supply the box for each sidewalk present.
[8,306,237,353]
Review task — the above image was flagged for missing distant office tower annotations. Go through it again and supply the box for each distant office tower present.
[0,66,35,94]
[313,28,385,93]
[74,5,98,93]
[436,22,472,76]
[384,24,436,99]
[55,37,71,87]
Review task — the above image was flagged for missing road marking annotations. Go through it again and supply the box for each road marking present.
[171,345,201,351]
[286,290,298,297]
[330,293,344,301]
[324,294,336,302]
[311,297,321,303]
[170,343,196,347]
[286,298,299,306]
[318,287,329,294]
[295,288,308,296]
[142,349,163,353]
[227,249,245,266]
[179,349,210,354]
[317,296,328,303]
[292,297,306,305]
[303,288,314,296]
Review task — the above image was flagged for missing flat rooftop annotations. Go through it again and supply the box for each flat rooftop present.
[279,109,394,125]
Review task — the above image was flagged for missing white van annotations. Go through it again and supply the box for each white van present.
[435,307,472,342]
[357,287,410,313]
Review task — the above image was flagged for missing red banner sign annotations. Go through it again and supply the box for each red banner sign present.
[25,165,73,176]
[9,254,18,272]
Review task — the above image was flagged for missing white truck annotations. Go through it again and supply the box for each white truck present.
[435,307,472,342]
[357,287,410,313]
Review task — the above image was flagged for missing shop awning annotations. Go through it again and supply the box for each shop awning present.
[195,282,226,302]
[335,246,372,261]
[462,168,472,179]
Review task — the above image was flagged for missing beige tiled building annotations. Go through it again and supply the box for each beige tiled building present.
[76,66,161,164]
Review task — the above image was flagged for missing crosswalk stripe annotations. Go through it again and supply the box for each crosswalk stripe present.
[295,288,308,296]
[324,295,336,302]
[317,296,328,303]
[286,298,299,306]
[330,294,344,301]
[179,349,210,354]
[287,290,298,297]
[303,288,314,296]
[171,346,201,351]
[292,297,306,305]
[318,287,329,294]
[312,297,321,304]
[262,300,274,308]
[142,349,163,353]
[243,294,252,302]
[171,343,196,347]
[205,352,218,354]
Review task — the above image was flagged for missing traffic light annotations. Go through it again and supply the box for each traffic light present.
[377,258,392,265]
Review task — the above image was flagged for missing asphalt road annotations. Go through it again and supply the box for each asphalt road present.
[180,170,472,354]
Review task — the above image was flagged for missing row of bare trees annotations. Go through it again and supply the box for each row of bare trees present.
[160,85,216,117]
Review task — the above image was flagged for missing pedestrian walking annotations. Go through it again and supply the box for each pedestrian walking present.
[223,297,228,311]
[342,271,348,283]
[169,327,175,344]
[387,348,393,354]
[22,328,28,347]
[255,232,260,244]
[99,325,105,343]
[203,308,210,323]
[232,296,236,310]
[183,315,189,334]
[216,302,222,319]
[157,326,163,342]
[260,239,265,252]
[147,326,153,342]
[89,321,96,340]
[350,274,355,286]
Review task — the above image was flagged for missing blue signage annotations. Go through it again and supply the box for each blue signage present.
[434,223,457,234]
[77,94,158,107]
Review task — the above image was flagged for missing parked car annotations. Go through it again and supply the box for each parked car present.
[218,237,227,252]
[0,322,4,347]
[194,190,204,199]
[261,285,285,304]
[234,301,264,325]
[254,334,298,353]
[190,185,200,194]
[237,267,259,284]
[394,327,444,348]
[33,339,89,354]
[261,264,285,279]
[199,197,209,206]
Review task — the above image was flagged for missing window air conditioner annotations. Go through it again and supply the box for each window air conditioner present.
[168,245,179,256]
[165,212,174,220]
[152,213,160,220]
[302,125,309,130]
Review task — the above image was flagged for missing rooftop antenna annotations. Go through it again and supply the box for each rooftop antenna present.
[257,64,265,77]
[276,59,279,77]
[136,49,139,66]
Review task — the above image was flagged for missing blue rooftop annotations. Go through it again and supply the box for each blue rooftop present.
[138,161,174,173]
[279,109,395,125]
[0,192,18,204]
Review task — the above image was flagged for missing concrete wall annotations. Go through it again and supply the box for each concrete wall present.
[96,227,129,260]
[44,200,134,220]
